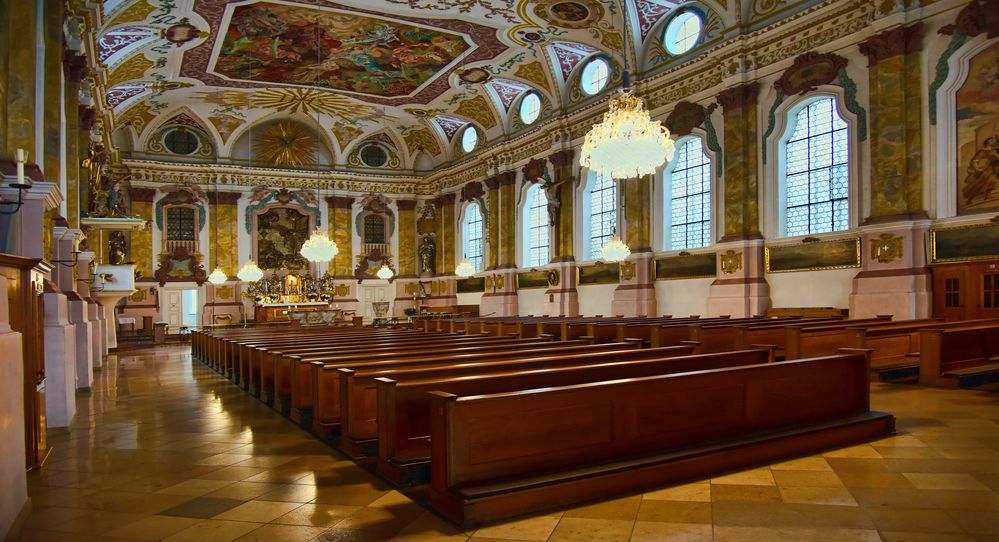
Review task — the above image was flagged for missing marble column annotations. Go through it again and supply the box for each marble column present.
[206,191,241,323]
[613,175,656,317]
[325,196,359,314]
[129,188,156,279]
[56,225,92,390]
[481,172,518,316]
[484,176,500,270]
[42,278,76,428]
[544,149,579,316]
[431,194,457,309]
[392,199,418,317]
[707,83,770,316]
[62,51,87,229]
[850,23,931,319]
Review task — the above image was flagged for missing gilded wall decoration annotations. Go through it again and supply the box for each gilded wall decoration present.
[871,234,904,264]
[620,261,636,281]
[215,285,233,300]
[454,95,498,130]
[254,121,316,167]
[256,207,310,270]
[956,40,999,214]
[577,262,620,285]
[116,101,157,134]
[532,0,605,30]
[514,61,553,95]
[154,246,208,286]
[331,123,364,153]
[105,0,156,28]
[208,114,244,145]
[405,282,420,296]
[404,128,443,157]
[720,250,743,274]
[515,269,550,289]
[129,289,147,302]
[193,88,382,124]
[106,54,154,88]
[334,283,351,298]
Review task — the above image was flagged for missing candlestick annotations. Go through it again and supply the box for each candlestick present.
[15,148,26,185]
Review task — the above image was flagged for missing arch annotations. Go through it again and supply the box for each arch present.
[659,134,716,251]
[933,35,999,218]
[228,115,337,168]
[762,92,860,238]
[458,201,486,273]
[143,107,219,158]
[97,25,158,67]
[576,169,618,261]
[521,182,551,267]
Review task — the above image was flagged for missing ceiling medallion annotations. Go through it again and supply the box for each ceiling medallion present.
[533,0,605,29]
[162,18,205,46]
[253,121,316,167]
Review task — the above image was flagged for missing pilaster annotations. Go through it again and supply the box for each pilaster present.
[435,193,456,274]
[326,196,355,277]
[543,260,579,317]
[43,279,76,428]
[859,23,927,223]
[396,199,417,277]
[497,172,517,268]
[849,221,932,319]
[480,269,518,316]
[706,239,771,317]
[484,176,500,269]
[129,187,156,279]
[207,191,241,277]
[716,83,762,241]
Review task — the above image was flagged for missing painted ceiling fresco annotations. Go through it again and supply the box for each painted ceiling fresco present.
[98,0,740,173]
[214,2,472,98]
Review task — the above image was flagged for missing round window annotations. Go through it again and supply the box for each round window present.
[461,125,478,153]
[580,57,610,96]
[663,12,702,56]
[519,92,542,125]
[164,128,199,155]
[360,144,388,167]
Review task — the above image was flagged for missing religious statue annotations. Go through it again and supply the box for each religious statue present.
[82,144,106,197]
[419,235,436,275]
[543,180,561,227]
[106,180,127,218]
[108,231,127,265]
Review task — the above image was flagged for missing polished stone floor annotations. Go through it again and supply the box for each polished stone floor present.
[16,344,999,541]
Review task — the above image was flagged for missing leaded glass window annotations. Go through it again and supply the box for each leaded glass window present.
[166,206,196,241]
[588,176,617,259]
[363,214,385,244]
[784,97,849,236]
[463,203,484,273]
[668,138,711,250]
[525,184,550,267]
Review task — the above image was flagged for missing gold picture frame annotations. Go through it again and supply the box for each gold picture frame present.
[655,253,717,280]
[765,237,861,273]
[516,269,550,289]
[929,222,999,264]
[577,261,620,285]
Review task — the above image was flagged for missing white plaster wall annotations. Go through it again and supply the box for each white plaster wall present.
[517,289,546,316]
[655,278,714,318]
[0,277,26,540]
[577,284,618,316]
[767,269,857,310]
[456,292,483,307]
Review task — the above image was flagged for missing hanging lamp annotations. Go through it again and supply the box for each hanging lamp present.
[600,231,631,263]
[579,1,675,179]
[236,260,264,282]
[455,255,475,278]
[299,4,338,264]
[375,263,394,280]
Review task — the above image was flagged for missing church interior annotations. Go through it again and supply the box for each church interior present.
[1,0,999,540]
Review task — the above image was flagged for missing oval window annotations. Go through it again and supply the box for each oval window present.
[663,12,702,56]
[461,125,478,153]
[519,92,542,125]
[164,128,199,155]
[360,144,388,167]
[580,57,610,96]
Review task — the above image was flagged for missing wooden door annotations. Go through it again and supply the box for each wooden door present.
[361,284,389,320]
[933,266,968,320]
[932,260,999,320]
[165,290,183,327]
[976,262,999,318]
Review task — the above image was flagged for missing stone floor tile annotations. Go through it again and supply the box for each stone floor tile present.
[903,473,992,491]
[472,514,562,541]
[234,524,330,542]
[866,508,965,534]
[102,515,202,540]
[710,468,776,486]
[778,485,859,506]
[548,517,634,542]
[642,482,711,502]
[162,519,262,542]
[635,500,712,524]
[213,500,302,522]
[630,521,712,542]
[563,495,642,520]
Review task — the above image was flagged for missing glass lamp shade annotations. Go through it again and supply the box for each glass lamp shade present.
[580,91,676,179]
[375,264,394,280]
[299,228,339,263]
[236,260,264,282]
[207,267,228,285]
[455,257,475,278]
[600,234,631,263]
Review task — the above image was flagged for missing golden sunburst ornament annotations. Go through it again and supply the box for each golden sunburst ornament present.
[254,121,316,167]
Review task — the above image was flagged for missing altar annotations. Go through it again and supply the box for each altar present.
[254,302,330,322]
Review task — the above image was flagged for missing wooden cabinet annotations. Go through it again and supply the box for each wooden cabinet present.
[0,254,50,470]
[932,260,999,321]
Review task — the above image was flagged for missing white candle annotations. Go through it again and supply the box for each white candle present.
[15,148,26,185]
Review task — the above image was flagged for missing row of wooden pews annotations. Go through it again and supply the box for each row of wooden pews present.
[192,315,898,526]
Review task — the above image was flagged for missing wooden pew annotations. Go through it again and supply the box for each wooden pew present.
[428,351,894,526]
[918,324,999,387]
[781,316,903,360]
[691,317,853,353]
[846,318,999,380]
[309,341,652,441]
[376,347,772,485]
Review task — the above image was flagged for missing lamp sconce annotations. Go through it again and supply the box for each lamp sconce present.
[0,148,33,216]
[51,250,82,268]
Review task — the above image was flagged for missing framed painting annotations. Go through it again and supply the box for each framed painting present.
[577,262,620,285]
[930,222,999,263]
[256,207,310,270]
[456,277,486,293]
[655,253,717,280]
[765,237,861,273]
[516,269,550,289]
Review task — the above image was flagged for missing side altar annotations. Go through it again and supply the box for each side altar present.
[244,271,354,323]
[254,302,330,322]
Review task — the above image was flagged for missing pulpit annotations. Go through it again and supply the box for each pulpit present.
[0,254,50,469]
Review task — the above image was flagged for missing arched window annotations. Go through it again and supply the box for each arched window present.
[781,96,850,236]
[164,206,197,253]
[363,214,386,244]
[665,137,711,250]
[586,175,617,259]
[524,184,550,267]
[462,203,484,273]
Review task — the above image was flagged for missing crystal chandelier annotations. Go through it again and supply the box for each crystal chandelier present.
[375,263,394,280]
[300,227,339,262]
[208,267,228,285]
[600,233,631,263]
[455,256,475,277]
[580,92,675,179]
[236,260,264,282]
[578,0,674,179]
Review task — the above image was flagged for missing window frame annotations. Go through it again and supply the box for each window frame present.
[763,90,862,239]
[521,183,551,267]
[461,125,479,153]
[519,91,542,125]
[460,201,485,274]
[661,135,714,251]
[662,10,702,56]
[579,170,619,261]
[579,56,611,96]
